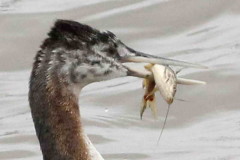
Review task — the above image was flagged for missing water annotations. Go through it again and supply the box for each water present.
[0,0,240,159]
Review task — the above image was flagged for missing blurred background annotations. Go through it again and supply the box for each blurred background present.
[0,0,240,160]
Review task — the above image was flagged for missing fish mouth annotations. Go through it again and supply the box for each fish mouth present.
[120,46,208,78]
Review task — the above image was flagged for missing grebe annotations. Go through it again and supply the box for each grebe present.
[29,19,205,160]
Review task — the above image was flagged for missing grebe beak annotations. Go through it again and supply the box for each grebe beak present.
[123,55,208,69]
[120,47,207,84]
[120,46,208,69]
[176,78,206,85]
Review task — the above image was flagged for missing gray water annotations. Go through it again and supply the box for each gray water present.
[1,0,240,159]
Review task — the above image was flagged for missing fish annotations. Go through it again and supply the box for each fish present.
[140,63,207,119]
[140,64,177,119]
[151,64,177,104]
[140,63,207,144]
[140,74,157,119]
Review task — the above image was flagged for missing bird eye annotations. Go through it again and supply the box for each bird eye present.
[108,47,116,54]
[102,47,116,55]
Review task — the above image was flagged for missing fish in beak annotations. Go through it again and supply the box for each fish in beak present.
[118,46,207,119]
[114,42,208,119]
[139,64,177,119]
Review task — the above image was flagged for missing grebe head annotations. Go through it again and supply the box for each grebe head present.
[32,19,205,92]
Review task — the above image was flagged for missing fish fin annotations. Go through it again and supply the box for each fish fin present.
[140,98,147,119]
[149,98,158,119]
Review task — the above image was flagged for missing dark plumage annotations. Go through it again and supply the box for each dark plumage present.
[41,20,118,51]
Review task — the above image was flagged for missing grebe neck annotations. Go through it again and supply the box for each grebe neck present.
[29,70,91,160]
